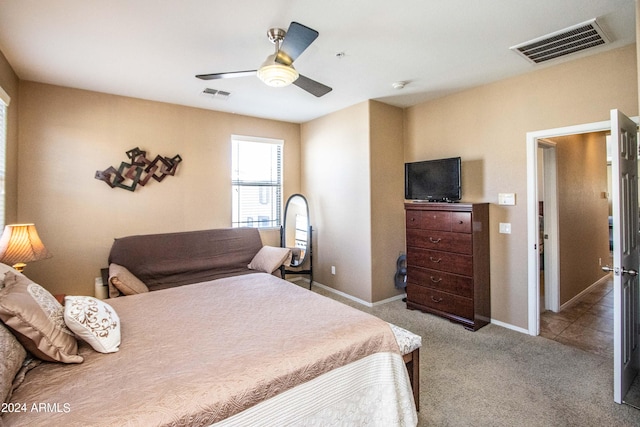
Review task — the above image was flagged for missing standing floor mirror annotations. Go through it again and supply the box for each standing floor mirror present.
[280,194,313,288]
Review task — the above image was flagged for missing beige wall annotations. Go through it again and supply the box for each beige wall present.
[301,102,373,302]
[301,100,405,303]
[17,82,301,296]
[0,50,19,225]
[369,101,406,302]
[552,132,610,305]
[405,44,638,329]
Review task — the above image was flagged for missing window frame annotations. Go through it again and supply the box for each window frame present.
[0,86,10,231]
[231,135,284,229]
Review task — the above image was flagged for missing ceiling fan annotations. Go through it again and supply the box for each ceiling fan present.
[196,22,332,98]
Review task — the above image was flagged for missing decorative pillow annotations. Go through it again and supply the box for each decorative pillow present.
[248,246,292,273]
[0,321,27,403]
[0,272,82,364]
[0,263,24,289]
[64,296,120,353]
[108,263,149,298]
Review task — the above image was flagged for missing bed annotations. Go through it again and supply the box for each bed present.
[1,271,417,426]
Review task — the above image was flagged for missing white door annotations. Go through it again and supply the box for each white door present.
[609,109,640,404]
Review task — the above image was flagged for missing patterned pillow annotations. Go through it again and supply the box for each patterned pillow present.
[0,263,24,289]
[0,321,27,403]
[0,272,82,364]
[64,296,120,353]
[108,263,149,298]
[248,246,292,273]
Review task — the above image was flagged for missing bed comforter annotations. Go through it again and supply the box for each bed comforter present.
[2,273,417,426]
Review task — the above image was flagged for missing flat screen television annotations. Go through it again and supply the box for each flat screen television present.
[404,157,461,202]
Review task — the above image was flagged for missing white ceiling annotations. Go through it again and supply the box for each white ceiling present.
[0,0,635,123]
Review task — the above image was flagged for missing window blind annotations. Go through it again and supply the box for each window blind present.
[231,137,283,228]
[0,94,7,230]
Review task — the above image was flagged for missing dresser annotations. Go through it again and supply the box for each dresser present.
[405,202,490,331]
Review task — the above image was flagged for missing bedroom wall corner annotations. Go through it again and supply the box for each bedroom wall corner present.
[369,101,406,302]
[301,101,374,303]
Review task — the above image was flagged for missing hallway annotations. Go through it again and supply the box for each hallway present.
[540,275,613,358]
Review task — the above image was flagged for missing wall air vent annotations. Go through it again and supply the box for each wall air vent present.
[510,18,611,64]
[201,88,231,100]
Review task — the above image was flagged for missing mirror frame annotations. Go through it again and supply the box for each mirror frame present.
[281,194,310,267]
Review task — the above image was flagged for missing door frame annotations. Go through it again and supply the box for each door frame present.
[537,139,560,314]
[527,119,615,335]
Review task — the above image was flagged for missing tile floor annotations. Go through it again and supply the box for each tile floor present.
[540,275,614,358]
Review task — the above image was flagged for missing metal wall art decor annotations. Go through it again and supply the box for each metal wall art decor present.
[95,147,182,192]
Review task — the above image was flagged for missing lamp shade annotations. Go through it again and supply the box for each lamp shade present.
[0,224,52,268]
[257,54,299,87]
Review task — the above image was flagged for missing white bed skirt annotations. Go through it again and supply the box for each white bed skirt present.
[213,351,418,427]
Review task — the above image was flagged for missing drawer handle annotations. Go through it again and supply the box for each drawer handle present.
[429,237,442,243]
[429,256,442,263]
[458,220,463,224]
[431,296,443,303]
[430,276,442,283]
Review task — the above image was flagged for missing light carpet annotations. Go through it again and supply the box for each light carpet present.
[306,283,640,427]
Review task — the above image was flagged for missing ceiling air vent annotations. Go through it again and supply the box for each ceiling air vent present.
[510,18,611,64]
[201,88,231,100]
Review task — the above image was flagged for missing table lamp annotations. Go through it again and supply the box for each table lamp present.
[0,224,52,272]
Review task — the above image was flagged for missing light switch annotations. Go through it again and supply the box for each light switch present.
[498,193,516,205]
[499,223,511,234]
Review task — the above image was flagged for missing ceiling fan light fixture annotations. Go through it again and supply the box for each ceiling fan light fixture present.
[257,54,299,87]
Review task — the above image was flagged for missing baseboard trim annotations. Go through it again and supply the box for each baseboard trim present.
[288,277,406,308]
[371,293,407,307]
[289,278,530,334]
[560,273,611,311]
[491,318,530,335]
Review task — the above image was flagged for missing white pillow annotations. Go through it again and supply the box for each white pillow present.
[248,246,292,273]
[64,296,120,353]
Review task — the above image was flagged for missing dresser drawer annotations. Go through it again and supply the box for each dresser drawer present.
[407,283,473,320]
[407,247,473,276]
[406,229,472,254]
[406,209,453,231]
[407,266,473,297]
[451,212,471,233]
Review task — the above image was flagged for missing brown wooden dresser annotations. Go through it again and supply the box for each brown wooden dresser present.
[404,202,490,331]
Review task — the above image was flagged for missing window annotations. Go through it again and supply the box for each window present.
[231,136,283,228]
[0,86,9,230]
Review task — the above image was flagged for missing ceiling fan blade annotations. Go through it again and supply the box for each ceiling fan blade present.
[196,70,257,80]
[293,74,332,97]
[276,22,318,65]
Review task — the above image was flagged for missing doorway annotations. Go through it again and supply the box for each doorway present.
[527,113,640,405]
[537,132,613,357]
[527,119,613,336]
[541,132,611,310]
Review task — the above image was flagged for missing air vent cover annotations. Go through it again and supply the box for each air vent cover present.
[201,88,231,100]
[510,18,610,64]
